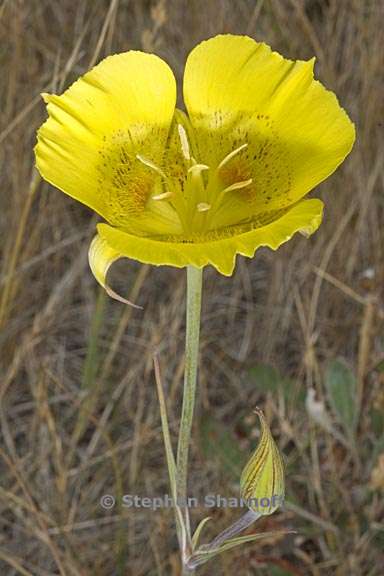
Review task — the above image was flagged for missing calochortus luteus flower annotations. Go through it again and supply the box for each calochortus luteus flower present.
[35,34,355,293]
[34,35,355,571]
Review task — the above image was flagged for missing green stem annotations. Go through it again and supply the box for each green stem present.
[177,265,203,524]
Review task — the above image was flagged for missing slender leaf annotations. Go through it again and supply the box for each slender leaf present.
[153,357,188,550]
[191,516,212,550]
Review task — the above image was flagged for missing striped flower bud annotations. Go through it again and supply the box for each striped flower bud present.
[240,408,285,515]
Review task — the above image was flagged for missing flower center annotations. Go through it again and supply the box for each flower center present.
[135,127,255,236]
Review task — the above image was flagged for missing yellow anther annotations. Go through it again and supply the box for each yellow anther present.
[197,202,211,212]
[222,178,253,194]
[178,124,191,160]
[152,191,172,200]
[218,143,248,170]
[136,154,166,178]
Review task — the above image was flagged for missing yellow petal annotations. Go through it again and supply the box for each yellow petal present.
[35,51,177,232]
[240,408,285,515]
[183,34,355,214]
[97,198,323,276]
[88,234,142,308]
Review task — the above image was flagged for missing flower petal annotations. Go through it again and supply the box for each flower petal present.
[35,51,177,232]
[183,34,354,214]
[88,234,142,308]
[97,198,323,276]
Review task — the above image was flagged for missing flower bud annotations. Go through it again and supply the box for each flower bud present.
[240,408,285,515]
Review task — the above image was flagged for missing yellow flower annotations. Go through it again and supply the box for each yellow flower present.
[35,35,355,293]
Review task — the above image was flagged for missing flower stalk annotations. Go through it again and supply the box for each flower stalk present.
[177,265,203,515]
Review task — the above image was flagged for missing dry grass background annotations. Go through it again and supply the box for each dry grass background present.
[1,0,383,574]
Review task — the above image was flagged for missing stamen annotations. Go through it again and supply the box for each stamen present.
[178,124,191,160]
[152,191,172,201]
[222,178,253,194]
[197,202,211,212]
[188,163,209,175]
[218,143,248,170]
[136,154,166,178]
